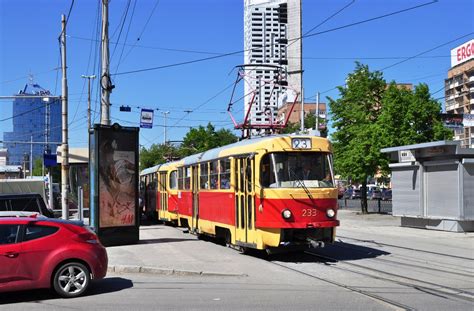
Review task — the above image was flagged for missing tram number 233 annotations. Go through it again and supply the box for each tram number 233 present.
[292,138,312,149]
[302,208,317,216]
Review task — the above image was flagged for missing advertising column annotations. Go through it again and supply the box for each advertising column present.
[90,123,139,246]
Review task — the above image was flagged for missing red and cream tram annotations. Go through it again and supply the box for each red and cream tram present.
[170,134,339,252]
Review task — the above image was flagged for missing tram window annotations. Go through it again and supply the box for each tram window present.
[246,162,253,192]
[178,168,184,190]
[247,195,253,229]
[169,171,178,190]
[184,167,191,190]
[220,159,231,189]
[200,163,208,189]
[260,152,334,188]
[209,161,219,189]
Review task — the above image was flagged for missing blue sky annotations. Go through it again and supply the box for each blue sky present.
[1,0,473,149]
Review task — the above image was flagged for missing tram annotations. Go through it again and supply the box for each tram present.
[140,161,182,225]
[146,134,339,252]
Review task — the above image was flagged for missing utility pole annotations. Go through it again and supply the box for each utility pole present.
[300,87,304,132]
[81,75,96,131]
[162,111,170,144]
[60,14,69,220]
[100,0,112,125]
[30,135,33,177]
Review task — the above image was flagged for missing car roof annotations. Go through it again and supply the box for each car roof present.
[0,217,84,227]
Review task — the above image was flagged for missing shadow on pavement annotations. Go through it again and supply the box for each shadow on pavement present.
[136,238,197,244]
[0,277,133,305]
[269,241,390,263]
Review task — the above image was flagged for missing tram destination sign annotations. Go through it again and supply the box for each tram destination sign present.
[292,138,312,149]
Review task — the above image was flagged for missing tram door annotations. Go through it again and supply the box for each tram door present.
[159,172,167,220]
[234,157,256,246]
[191,166,199,232]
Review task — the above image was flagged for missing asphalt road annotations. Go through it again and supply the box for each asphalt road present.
[1,210,472,311]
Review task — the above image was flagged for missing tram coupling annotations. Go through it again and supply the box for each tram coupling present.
[308,239,325,249]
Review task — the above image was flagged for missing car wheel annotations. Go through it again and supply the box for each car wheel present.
[53,262,91,298]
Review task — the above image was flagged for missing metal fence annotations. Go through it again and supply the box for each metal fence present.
[338,198,392,214]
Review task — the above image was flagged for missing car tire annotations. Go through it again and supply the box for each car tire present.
[53,262,91,298]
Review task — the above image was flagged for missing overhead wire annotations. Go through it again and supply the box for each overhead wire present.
[113,0,438,77]
[311,32,474,99]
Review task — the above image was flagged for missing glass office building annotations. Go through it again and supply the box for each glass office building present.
[3,83,61,167]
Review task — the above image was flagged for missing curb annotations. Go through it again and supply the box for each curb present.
[108,265,248,277]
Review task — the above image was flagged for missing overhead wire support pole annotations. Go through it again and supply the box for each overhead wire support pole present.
[81,75,96,131]
[162,111,170,144]
[60,14,70,220]
[101,0,112,125]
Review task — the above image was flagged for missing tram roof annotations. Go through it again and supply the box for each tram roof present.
[140,164,161,175]
[182,134,328,165]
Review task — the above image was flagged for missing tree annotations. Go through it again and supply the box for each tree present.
[330,63,452,214]
[282,114,328,137]
[139,143,179,171]
[180,123,238,156]
[377,82,452,173]
[32,158,43,176]
[140,123,238,170]
[329,62,386,214]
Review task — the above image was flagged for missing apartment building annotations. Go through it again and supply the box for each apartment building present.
[445,39,474,148]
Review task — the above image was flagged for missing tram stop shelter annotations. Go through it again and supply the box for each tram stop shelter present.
[381,140,474,232]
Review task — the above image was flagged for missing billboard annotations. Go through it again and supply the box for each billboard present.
[90,124,140,246]
[451,39,474,67]
[464,114,474,127]
[440,113,463,129]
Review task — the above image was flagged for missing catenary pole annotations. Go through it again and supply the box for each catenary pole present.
[316,91,320,131]
[60,14,69,220]
[162,111,170,144]
[101,0,111,125]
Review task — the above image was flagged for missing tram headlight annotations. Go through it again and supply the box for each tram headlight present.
[326,209,336,218]
[282,209,292,219]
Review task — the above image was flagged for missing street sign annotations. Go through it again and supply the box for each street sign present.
[140,109,154,128]
[43,153,58,167]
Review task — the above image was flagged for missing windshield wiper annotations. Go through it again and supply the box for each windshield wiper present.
[289,169,313,200]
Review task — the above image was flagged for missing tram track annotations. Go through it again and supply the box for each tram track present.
[269,259,417,311]
[269,249,474,311]
[329,242,474,278]
[337,235,474,261]
[303,251,474,303]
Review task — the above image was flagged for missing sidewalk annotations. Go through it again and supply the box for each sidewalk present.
[105,210,474,276]
[106,223,249,277]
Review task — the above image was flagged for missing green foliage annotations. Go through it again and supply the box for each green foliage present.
[282,114,328,137]
[377,83,452,173]
[181,123,238,156]
[32,158,43,176]
[139,143,179,171]
[330,62,452,213]
[139,123,238,170]
[329,63,386,186]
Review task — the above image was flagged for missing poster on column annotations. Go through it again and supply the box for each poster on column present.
[98,127,137,227]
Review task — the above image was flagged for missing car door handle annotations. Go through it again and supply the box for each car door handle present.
[3,252,19,258]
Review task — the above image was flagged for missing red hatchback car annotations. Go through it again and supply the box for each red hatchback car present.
[0,216,107,298]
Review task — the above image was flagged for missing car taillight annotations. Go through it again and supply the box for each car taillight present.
[75,232,100,244]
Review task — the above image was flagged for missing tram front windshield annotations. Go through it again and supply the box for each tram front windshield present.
[260,152,334,188]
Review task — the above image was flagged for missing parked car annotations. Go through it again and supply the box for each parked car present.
[0,193,54,218]
[367,187,382,200]
[343,188,361,199]
[381,189,392,201]
[0,215,107,297]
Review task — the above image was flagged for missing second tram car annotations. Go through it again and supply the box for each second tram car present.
[140,134,339,253]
